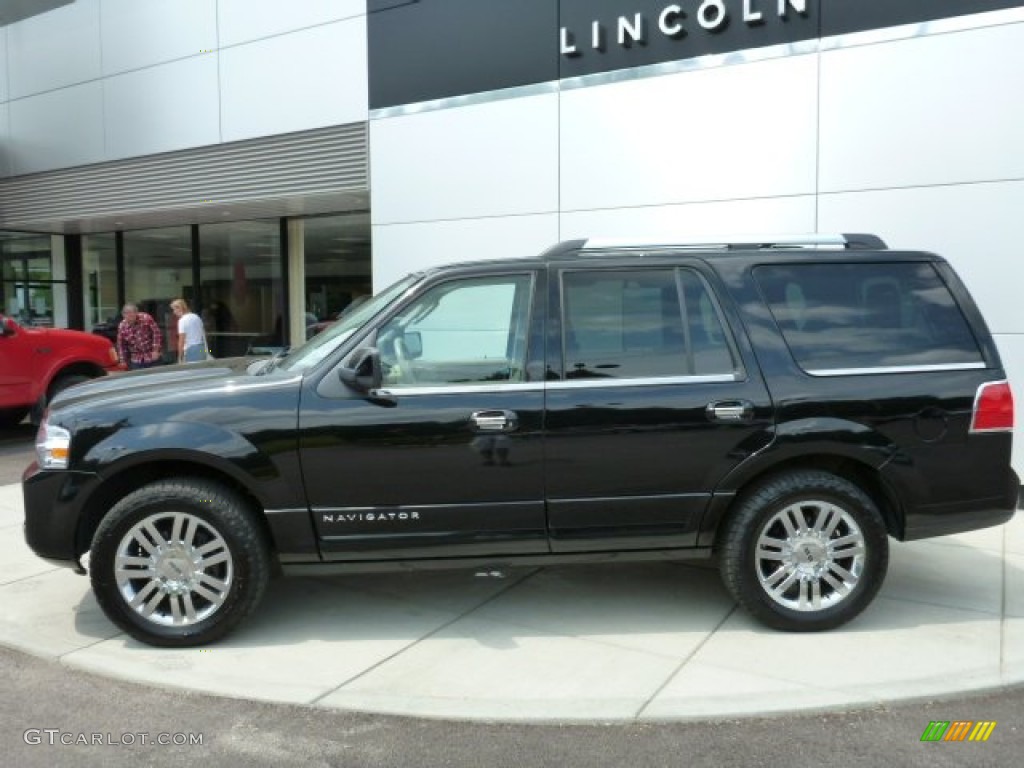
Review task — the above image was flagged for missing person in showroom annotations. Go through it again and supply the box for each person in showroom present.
[171,298,208,363]
[116,303,163,370]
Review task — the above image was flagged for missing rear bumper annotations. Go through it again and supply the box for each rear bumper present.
[901,470,1019,541]
[22,462,99,568]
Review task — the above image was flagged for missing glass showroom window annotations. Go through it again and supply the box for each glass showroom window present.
[0,232,62,328]
[124,226,193,364]
[302,213,371,338]
[82,233,118,337]
[199,220,282,358]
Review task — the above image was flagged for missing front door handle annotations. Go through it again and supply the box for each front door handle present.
[470,410,519,433]
[706,400,754,423]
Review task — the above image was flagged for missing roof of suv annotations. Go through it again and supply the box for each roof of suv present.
[414,233,943,278]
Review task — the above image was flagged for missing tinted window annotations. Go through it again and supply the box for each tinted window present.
[561,269,735,379]
[754,262,983,372]
[377,274,533,387]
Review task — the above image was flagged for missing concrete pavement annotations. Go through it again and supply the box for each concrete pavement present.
[2,481,1023,723]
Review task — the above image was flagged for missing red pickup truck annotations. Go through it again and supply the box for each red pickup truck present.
[0,314,122,427]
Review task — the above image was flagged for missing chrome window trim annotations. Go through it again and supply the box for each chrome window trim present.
[806,362,986,377]
[549,374,739,390]
[374,373,740,397]
[376,382,545,397]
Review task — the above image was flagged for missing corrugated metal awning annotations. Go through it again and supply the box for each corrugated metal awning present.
[0,123,368,233]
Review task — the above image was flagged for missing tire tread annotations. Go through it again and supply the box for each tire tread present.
[90,478,270,647]
[719,469,888,632]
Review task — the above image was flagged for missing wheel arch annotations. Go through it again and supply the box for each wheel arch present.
[702,452,904,548]
[74,459,276,562]
[46,361,106,399]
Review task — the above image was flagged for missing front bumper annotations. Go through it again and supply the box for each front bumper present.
[22,462,100,569]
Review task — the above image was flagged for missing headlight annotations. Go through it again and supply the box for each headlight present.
[35,416,72,470]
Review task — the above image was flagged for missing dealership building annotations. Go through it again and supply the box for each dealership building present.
[1,0,1022,466]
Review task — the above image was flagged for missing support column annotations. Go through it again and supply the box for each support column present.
[287,219,306,349]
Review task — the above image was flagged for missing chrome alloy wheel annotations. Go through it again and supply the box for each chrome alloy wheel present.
[754,499,866,612]
[114,512,234,627]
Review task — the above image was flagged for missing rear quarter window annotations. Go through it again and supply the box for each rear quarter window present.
[753,262,984,374]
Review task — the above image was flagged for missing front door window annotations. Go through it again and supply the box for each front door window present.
[376,274,534,388]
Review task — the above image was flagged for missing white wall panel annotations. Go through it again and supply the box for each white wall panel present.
[104,56,220,160]
[560,196,817,243]
[220,19,367,143]
[218,0,364,47]
[820,23,1024,192]
[371,215,560,290]
[0,28,8,103]
[818,180,1024,337]
[100,0,217,76]
[9,83,104,174]
[371,93,559,225]
[559,55,818,213]
[7,0,101,98]
[0,103,9,178]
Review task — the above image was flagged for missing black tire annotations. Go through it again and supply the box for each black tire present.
[49,373,92,401]
[0,407,29,428]
[89,478,271,647]
[719,470,889,632]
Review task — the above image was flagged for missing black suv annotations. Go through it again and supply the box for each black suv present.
[23,234,1018,646]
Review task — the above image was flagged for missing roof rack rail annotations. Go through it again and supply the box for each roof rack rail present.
[580,233,887,251]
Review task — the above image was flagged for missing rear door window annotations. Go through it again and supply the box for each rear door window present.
[753,262,984,374]
[561,268,737,380]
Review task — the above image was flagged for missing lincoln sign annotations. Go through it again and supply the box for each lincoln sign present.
[560,0,810,58]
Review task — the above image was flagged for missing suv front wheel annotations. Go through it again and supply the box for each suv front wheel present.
[89,479,271,647]
[719,470,889,631]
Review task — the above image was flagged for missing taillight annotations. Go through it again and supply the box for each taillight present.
[970,380,1014,433]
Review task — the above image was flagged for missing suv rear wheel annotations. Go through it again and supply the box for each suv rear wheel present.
[89,479,271,647]
[719,470,889,631]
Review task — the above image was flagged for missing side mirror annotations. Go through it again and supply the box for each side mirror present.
[0,317,15,337]
[339,347,382,393]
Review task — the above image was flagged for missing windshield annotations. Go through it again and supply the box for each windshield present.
[276,274,420,372]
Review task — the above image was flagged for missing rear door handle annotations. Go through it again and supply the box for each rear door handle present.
[706,400,754,423]
[470,410,519,433]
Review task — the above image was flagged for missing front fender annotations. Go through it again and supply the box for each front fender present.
[79,421,290,509]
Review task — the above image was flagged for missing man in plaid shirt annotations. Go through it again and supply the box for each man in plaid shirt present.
[116,303,164,369]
